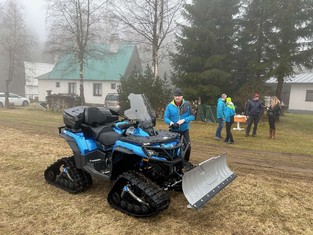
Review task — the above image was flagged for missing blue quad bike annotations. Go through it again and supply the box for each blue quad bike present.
[44,94,236,217]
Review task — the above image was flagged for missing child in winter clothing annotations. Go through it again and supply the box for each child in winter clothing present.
[224,97,236,144]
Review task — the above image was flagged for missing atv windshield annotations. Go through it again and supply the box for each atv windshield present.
[124,93,156,127]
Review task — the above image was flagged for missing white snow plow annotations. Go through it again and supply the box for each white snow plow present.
[182,153,236,209]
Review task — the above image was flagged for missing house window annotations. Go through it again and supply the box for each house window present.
[56,82,60,88]
[93,83,102,96]
[111,83,116,89]
[68,83,76,94]
[305,90,313,101]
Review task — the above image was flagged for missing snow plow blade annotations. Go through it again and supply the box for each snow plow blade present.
[182,153,236,209]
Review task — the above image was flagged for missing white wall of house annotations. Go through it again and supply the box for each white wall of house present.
[38,80,120,105]
[289,84,313,112]
[24,62,54,99]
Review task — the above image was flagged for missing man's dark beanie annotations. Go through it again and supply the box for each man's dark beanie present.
[173,88,183,96]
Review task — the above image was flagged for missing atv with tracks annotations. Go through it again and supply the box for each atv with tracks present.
[44,93,236,217]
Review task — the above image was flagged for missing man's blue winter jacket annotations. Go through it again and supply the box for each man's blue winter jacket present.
[164,100,195,132]
[216,98,226,119]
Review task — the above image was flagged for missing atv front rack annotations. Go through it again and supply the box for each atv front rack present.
[120,130,189,162]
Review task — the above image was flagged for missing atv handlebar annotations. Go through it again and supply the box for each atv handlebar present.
[117,121,138,130]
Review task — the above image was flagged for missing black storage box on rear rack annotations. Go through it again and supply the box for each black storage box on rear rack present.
[63,106,118,131]
[63,106,87,131]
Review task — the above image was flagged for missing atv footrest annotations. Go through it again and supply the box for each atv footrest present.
[83,164,111,180]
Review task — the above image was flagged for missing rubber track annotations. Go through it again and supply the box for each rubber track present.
[44,156,92,194]
[108,171,170,217]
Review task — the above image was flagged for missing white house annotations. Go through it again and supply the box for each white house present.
[24,62,54,100]
[37,44,142,104]
[267,73,313,114]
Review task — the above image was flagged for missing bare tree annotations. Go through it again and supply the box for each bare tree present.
[45,0,109,104]
[109,0,185,78]
[0,0,33,107]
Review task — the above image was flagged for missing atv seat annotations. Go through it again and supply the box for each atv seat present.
[83,107,121,145]
[84,125,120,146]
[97,130,121,146]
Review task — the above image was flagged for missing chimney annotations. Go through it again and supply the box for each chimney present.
[109,34,119,53]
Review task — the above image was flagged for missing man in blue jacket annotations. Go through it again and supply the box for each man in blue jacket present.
[164,88,195,162]
[214,93,227,140]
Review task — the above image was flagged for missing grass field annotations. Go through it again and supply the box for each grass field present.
[0,107,312,235]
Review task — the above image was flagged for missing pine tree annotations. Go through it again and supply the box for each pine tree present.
[234,0,277,105]
[171,0,240,104]
[270,0,313,99]
[118,66,172,115]
[236,0,313,100]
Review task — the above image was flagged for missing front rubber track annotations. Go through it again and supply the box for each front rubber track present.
[108,171,170,217]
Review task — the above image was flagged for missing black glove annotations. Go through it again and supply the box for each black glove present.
[170,123,180,129]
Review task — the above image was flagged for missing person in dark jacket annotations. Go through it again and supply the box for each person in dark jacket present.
[245,92,264,137]
[266,96,281,139]
[164,88,195,162]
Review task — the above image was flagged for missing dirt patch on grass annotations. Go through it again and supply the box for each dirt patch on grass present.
[0,115,312,234]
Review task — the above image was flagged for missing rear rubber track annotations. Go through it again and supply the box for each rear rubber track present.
[44,156,92,194]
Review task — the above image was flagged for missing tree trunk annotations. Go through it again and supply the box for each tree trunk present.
[5,80,10,107]
[275,76,284,101]
[151,0,159,79]
[5,52,14,107]
[152,45,158,79]
[79,59,85,105]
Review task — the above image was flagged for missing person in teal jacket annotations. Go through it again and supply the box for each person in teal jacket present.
[164,88,195,162]
[214,94,227,140]
[224,97,236,144]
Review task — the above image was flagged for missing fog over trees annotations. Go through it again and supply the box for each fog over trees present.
[0,0,34,106]
[1,0,313,106]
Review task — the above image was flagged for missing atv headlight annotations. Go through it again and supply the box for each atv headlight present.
[147,150,158,156]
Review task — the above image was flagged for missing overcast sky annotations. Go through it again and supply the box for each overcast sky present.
[0,0,47,43]
[22,0,47,43]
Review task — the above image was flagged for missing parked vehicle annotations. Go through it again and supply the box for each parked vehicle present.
[0,92,30,108]
[44,93,236,217]
[104,93,120,112]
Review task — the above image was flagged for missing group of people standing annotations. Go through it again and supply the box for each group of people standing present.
[163,88,282,164]
[215,92,282,141]
[244,92,282,139]
[214,94,236,143]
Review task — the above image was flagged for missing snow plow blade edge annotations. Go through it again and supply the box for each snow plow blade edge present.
[182,153,236,209]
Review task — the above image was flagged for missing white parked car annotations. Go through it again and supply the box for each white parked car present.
[104,93,120,112]
[0,92,30,108]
